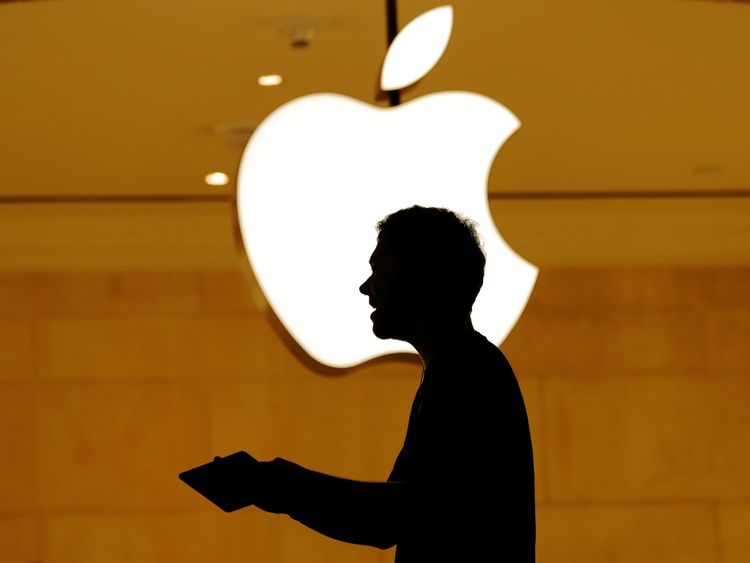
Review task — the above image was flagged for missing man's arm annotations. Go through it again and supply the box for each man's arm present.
[252,457,410,550]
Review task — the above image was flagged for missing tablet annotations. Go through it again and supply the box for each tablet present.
[179,451,258,512]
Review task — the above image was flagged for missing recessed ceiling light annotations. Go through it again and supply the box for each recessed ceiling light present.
[205,172,229,186]
[258,74,283,86]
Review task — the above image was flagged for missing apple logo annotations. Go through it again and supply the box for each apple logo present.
[236,5,537,369]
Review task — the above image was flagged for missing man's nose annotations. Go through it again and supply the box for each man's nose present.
[359,277,370,295]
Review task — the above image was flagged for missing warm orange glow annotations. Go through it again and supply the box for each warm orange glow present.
[1,267,749,560]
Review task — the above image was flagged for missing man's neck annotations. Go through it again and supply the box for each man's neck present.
[412,317,475,370]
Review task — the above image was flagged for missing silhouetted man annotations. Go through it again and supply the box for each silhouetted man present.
[190,205,535,562]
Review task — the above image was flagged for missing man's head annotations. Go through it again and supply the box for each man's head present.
[359,205,486,340]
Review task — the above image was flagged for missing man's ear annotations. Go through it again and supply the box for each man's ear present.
[412,260,435,295]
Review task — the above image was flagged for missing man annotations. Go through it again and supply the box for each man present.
[215,206,536,561]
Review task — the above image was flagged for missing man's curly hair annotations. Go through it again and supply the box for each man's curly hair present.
[375,205,486,315]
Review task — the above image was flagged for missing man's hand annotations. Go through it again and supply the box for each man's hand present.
[208,453,301,515]
[209,451,261,508]
[252,457,304,514]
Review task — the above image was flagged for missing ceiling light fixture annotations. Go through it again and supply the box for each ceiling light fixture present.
[258,74,283,86]
[205,172,229,186]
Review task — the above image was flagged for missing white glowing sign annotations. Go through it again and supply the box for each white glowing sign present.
[236,5,537,368]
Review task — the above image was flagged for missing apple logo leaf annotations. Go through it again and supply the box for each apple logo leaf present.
[381,5,453,92]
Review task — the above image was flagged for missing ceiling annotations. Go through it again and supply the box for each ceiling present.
[2,0,749,269]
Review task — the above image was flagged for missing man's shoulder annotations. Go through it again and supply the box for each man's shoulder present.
[423,332,518,406]
[436,330,514,377]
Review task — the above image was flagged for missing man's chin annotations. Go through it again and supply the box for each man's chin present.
[371,320,388,340]
[371,312,406,341]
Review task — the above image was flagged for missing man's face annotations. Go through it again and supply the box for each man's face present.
[359,237,419,341]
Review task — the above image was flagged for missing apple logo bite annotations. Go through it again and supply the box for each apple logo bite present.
[236,5,538,369]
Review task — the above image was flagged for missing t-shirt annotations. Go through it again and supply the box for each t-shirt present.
[280,329,536,562]
[387,329,536,562]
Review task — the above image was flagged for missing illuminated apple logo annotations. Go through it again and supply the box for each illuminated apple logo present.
[236,5,537,369]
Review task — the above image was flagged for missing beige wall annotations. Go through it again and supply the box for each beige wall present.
[0,267,748,562]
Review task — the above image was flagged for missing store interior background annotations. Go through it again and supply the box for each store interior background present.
[1,0,749,561]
